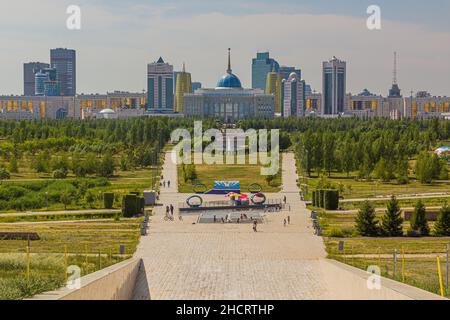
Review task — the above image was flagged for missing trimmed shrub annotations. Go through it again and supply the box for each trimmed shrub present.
[122,194,138,217]
[319,190,325,208]
[138,197,145,215]
[324,190,339,210]
[103,193,114,209]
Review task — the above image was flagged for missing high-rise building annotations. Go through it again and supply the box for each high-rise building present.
[24,62,50,96]
[283,72,306,117]
[192,82,202,92]
[322,57,346,115]
[147,57,174,113]
[266,67,282,114]
[252,52,279,90]
[34,71,49,96]
[174,63,192,113]
[34,67,60,96]
[50,48,76,96]
[279,66,301,81]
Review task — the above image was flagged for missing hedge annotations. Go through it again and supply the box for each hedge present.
[122,194,138,217]
[314,189,339,210]
[104,192,114,209]
[324,189,339,210]
[312,191,317,207]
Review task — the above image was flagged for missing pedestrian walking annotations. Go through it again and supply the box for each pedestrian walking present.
[170,204,174,216]
[163,181,166,188]
[283,195,287,204]
[166,206,170,215]
[284,219,287,227]
[253,220,258,232]
[214,215,217,223]
[287,216,291,225]
[168,180,171,188]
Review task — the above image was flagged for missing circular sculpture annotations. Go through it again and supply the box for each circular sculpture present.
[186,195,203,208]
[248,183,262,194]
[193,183,208,194]
[251,193,267,205]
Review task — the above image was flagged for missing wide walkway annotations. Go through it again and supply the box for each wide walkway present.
[134,151,442,300]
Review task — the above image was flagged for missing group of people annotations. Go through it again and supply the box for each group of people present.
[160,175,171,188]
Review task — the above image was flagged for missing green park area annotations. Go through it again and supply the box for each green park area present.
[316,197,450,297]
[177,155,282,193]
[0,214,142,300]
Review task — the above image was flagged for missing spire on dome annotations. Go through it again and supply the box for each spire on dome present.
[227,48,232,74]
[182,62,186,73]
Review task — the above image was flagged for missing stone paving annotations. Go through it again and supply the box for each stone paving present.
[135,152,331,299]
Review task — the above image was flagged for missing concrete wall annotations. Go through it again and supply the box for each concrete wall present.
[320,259,445,300]
[29,258,143,300]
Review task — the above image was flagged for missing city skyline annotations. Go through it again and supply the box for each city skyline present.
[1,0,450,96]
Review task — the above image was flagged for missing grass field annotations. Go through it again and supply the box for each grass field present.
[320,211,450,297]
[336,197,450,211]
[301,173,449,201]
[177,154,282,193]
[0,218,142,300]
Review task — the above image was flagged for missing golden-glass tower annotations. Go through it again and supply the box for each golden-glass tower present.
[175,63,192,113]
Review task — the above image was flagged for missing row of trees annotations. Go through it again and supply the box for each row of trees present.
[356,197,450,237]
[240,117,450,184]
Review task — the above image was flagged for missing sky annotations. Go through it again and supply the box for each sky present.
[1,0,450,96]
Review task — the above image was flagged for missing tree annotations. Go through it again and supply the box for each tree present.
[434,203,450,236]
[340,136,355,177]
[395,158,410,185]
[265,174,276,186]
[322,131,335,176]
[410,200,430,236]
[53,169,68,179]
[60,191,72,210]
[97,153,115,177]
[85,191,96,209]
[8,155,18,173]
[0,168,10,184]
[373,158,389,182]
[415,151,444,184]
[381,196,404,236]
[355,201,379,236]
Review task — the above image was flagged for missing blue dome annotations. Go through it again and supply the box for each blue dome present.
[216,73,242,89]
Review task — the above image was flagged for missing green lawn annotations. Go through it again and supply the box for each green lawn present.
[320,210,450,297]
[338,197,450,211]
[300,172,449,201]
[177,154,282,193]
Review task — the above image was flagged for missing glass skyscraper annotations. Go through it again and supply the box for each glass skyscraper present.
[24,62,50,96]
[322,57,346,115]
[147,57,174,113]
[50,48,76,96]
[252,52,279,90]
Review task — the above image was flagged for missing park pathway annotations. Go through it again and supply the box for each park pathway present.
[133,151,442,300]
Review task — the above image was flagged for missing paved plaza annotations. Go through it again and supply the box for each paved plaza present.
[134,152,441,300]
